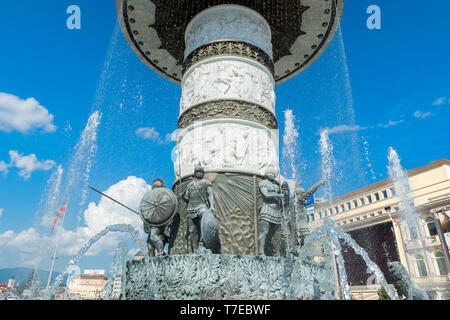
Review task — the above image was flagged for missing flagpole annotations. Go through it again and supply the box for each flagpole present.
[45,203,68,297]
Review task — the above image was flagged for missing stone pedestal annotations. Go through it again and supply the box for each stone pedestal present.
[123,254,335,300]
[116,0,345,300]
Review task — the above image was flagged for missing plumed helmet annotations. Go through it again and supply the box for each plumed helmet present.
[194,162,204,174]
[294,182,305,194]
[264,168,277,178]
[152,178,166,189]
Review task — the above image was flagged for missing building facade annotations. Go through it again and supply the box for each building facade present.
[110,276,122,300]
[308,159,450,299]
[67,273,108,300]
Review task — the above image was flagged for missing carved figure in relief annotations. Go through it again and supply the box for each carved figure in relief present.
[180,163,216,253]
[291,179,326,256]
[140,178,177,257]
[202,128,218,167]
[258,169,283,256]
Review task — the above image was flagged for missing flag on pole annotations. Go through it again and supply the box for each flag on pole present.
[51,202,68,232]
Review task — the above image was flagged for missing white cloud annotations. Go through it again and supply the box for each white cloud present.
[82,176,150,236]
[3,150,56,180]
[0,230,15,248]
[0,208,3,218]
[321,124,367,135]
[0,161,7,176]
[377,119,404,128]
[136,127,160,141]
[165,129,178,143]
[413,110,433,119]
[0,92,56,134]
[136,127,177,144]
[0,176,151,267]
[433,97,447,106]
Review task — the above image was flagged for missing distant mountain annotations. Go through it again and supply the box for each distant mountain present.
[0,268,63,285]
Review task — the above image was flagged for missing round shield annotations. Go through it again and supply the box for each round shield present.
[201,209,221,253]
[140,187,178,227]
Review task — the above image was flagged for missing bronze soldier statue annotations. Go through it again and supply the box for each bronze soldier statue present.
[140,178,178,257]
[180,163,216,253]
[291,178,326,255]
[258,169,284,256]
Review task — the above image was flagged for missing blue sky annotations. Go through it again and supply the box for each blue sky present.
[0,0,449,275]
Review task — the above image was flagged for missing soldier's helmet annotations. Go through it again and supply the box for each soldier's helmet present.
[152,178,166,189]
[294,182,305,194]
[264,168,277,179]
[194,162,204,174]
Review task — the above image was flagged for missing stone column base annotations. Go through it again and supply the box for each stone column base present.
[123,254,335,300]
[171,172,283,256]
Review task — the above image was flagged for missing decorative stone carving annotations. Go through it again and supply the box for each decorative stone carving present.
[123,254,335,300]
[178,100,277,130]
[172,174,258,256]
[183,41,274,76]
[117,0,343,84]
[174,120,279,178]
[184,5,273,59]
[181,59,275,113]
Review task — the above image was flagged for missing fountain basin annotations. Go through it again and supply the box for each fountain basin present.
[123,254,335,300]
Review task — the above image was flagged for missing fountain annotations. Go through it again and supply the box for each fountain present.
[39,0,425,301]
[103,241,128,300]
[387,147,431,299]
[45,224,146,299]
[112,0,349,300]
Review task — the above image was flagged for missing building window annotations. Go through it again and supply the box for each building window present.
[346,202,351,210]
[435,252,448,275]
[310,214,315,222]
[367,196,373,204]
[360,197,365,206]
[335,206,339,214]
[363,215,367,219]
[394,207,399,212]
[415,254,428,277]
[370,213,375,217]
[378,211,382,215]
[426,217,438,236]
[353,200,358,208]
[382,190,388,199]
[390,188,396,196]
[341,204,345,212]
[374,193,380,201]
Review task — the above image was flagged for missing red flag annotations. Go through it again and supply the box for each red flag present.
[51,202,68,232]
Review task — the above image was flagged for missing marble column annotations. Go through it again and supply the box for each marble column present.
[174,5,280,179]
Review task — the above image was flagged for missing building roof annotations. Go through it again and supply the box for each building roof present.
[315,158,450,209]
[78,276,108,280]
